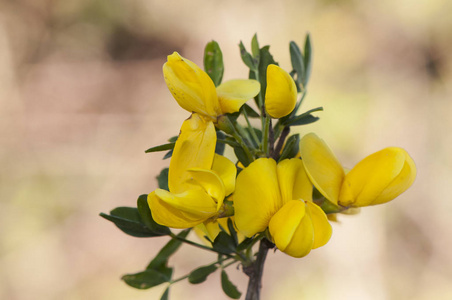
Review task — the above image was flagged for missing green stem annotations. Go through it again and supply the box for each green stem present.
[272,126,290,160]
[244,239,273,300]
[253,69,265,131]
[243,108,260,147]
[170,274,190,284]
[262,115,271,156]
[169,233,233,258]
[222,259,239,269]
[292,90,307,116]
[171,257,232,284]
[231,125,255,163]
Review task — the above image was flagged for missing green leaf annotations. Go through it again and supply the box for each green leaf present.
[188,264,218,284]
[145,143,175,153]
[236,237,254,252]
[215,131,226,155]
[122,269,169,289]
[217,137,240,148]
[157,168,169,190]
[289,41,305,91]
[147,229,190,270]
[100,207,161,238]
[244,127,262,148]
[303,34,312,87]
[278,134,300,161]
[239,41,257,70]
[160,287,170,300]
[233,146,251,168]
[163,149,173,160]
[254,45,277,101]
[286,115,319,126]
[137,194,171,235]
[221,270,241,299]
[241,104,260,118]
[212,231,236,255]
[204,41,224,86]
[168,136,178,143]
[282,107,323,127]
[227,218,238,247]
[251,34,260,62]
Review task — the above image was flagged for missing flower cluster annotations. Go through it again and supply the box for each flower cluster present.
[102,35,416,299]
[148,43,416,258]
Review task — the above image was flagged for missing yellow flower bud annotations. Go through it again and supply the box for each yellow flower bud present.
[265,64,297,119]
[163,52,260,120]
[300,133,416,208]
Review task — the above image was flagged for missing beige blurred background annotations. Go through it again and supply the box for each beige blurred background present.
[1,0,451,299]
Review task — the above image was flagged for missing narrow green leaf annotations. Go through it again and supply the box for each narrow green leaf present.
[215,131,226,155]
[236,237,254,252]
[204,41,224,86]
[100,207,159,237]
[251,34,260,62]
[212,231,236,255]
[145,143,175,153]
[255,45,277,100]
[157,168,169,190]
[233,146,251,168]
[278,134,300,161]
[285,115,319,126]
[303,34,312,87]
[122,269,169,289]
[160,286,170,300]
[282,107,323,127]
[217,137,240,148]
[244,127,262,148]
[241,104,260,118]
[168,136,178,143]
[147,229,190,270]
[239,41,257,70]
[289,41,305,90]
[221,270,241,299]
[137,194,171,235]
[188,264,218,284]
[163,149,173,160]
[227,218,238,247]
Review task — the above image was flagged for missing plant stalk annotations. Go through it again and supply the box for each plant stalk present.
[244,239,273,300]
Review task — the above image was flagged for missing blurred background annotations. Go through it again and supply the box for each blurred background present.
[1,0,451,299]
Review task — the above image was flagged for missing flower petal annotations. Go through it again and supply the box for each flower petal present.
[163,52,221,118]
[211,154,237,197]
[269,200,314,258]
[216,79,260,114]
[293,160,313,202]
[169,113,216,193]
[154,188,217,216]
[306,201,332,249]
[265,64,297,119]
[148,190,215,228]
[300,133,344,205]
[371,149,416,205]
[269,200,306,251]
[234,158,282,237]
[339,147,416,207]
[188,168,225,211]
[276,158,304,204]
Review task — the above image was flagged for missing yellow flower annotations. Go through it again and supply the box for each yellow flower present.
[265,64,297,119]
[163,52,260,120]
[194,216,245,245]
[300,133,417,208]
[234,158,332,258]
[148,114,237,228]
